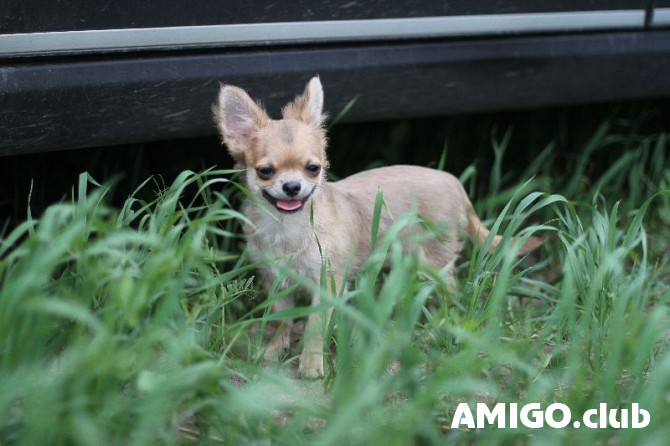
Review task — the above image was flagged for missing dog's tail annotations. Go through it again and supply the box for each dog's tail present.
[466,211,545,254]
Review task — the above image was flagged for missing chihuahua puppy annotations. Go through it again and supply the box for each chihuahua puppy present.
[214,77,542,378]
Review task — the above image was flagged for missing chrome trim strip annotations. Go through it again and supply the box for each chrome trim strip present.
[652,8,670,27]
[0,10,646,57]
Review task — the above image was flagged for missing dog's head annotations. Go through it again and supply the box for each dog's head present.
[214,77,328,214]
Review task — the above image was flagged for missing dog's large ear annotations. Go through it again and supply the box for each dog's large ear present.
[214,85,268,163]
[282,76,325,127]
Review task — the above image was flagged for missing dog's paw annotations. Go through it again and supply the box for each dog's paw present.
[261,340,289,362]
[261,346,282,362]
[298,351,324,379]
[260,326,292,362]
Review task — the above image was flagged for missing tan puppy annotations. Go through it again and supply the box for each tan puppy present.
[214,77,542,378]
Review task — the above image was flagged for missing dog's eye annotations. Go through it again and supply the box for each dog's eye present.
[256,166,275,179]
[305,164,321,175]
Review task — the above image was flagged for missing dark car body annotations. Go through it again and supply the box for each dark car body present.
[1,1,669,156]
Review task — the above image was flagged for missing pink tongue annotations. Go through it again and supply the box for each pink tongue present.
[276,199,302,211]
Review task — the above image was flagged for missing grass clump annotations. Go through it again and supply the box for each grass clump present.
[0,126,669,445]
[0,170,317,444]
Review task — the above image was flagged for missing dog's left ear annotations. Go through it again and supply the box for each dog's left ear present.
[282,76,326,127]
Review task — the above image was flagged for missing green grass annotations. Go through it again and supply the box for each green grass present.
[1,123,669,445]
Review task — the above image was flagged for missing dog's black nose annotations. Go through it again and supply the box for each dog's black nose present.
[283,181,301,197]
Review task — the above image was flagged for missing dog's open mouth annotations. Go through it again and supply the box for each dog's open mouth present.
[262,189,314,213]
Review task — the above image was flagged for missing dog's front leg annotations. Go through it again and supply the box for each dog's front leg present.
[298,304,330,379]
[263,295,295,362]
[298,274,340,379]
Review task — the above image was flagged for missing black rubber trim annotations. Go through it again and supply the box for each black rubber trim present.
[2,30,670,156]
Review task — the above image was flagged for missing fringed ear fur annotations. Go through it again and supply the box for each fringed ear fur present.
[213,84,268,164]
[282,76,326,127]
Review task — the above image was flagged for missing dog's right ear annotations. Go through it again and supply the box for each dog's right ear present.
[213,85,268,164]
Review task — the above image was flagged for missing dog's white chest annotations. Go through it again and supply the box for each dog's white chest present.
[249,211,325,281]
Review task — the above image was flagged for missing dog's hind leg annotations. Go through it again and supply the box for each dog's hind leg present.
[421,237,461,295]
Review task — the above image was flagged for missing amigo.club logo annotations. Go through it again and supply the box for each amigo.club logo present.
[451,403,650,429]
